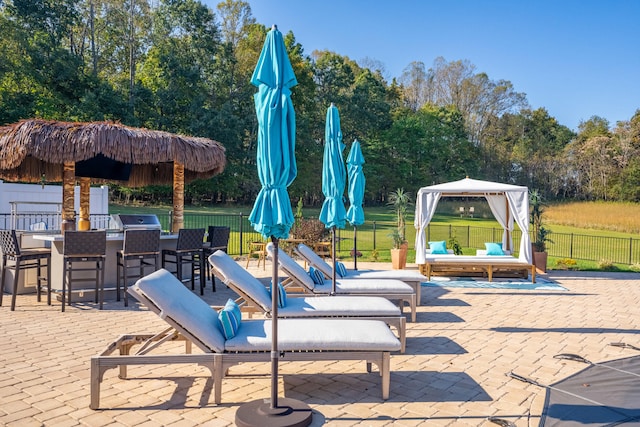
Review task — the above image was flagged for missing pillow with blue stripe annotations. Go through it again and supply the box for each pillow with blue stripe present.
[308,266,325,285]
[269,282,288,308]
[336,261,348,277]
[218,298,242,339]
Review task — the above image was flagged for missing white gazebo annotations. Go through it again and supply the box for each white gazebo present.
[414,177,532,264]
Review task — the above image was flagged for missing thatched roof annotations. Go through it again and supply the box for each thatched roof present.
[0,119,226,187]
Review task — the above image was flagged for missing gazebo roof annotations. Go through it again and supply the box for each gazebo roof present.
[0,119,226,186]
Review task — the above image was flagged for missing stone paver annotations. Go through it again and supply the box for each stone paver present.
[1,258,639,426]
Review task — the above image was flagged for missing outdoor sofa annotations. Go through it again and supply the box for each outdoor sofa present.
[208,250,406,352]
[89,269,401,409]
[420,250,536,282]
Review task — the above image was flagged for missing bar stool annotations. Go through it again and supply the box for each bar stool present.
[203,226,230,291]
[0,230,51,311]
[162,228,205,295]
[117,229,160,306]
[62,230,107,312]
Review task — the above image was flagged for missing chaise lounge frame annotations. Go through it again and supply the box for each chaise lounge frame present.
[90,269,400,409]
[268,243,417,322]
[208,250,406,352]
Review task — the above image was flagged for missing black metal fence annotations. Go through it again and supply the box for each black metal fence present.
[2,212,638,265]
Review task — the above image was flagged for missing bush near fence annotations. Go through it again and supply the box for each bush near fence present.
[2,213,638,265]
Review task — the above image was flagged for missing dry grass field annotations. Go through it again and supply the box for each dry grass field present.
[546,201,640,234]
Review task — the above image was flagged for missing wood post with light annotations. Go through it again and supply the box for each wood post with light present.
[172,162,184,232]
[78,177,91,231]
[62,162,76,232]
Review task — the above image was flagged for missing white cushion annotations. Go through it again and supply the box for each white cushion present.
[281,295,401,317]
[208,251,271,311]
[266,243,316,291]
[224,318,401,352]
[131,269,226,353]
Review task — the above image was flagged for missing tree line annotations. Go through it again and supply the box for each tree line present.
[1,0,639,206]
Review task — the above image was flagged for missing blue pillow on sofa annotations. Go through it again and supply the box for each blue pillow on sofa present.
[428,240,448,254]
[485,242,505,256]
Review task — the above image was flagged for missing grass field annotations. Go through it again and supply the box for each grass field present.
[110,200,640,272]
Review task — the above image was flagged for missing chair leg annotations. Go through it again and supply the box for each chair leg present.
[99,258,105,310]
[11,260,20,311]
[199,253,205,295]
[46,257,51,306]
[62,262,67,313]
[36,258,42,303]
[116,254,121,302]
[0,256,6,307]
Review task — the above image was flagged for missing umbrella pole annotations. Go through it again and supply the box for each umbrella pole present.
[270,236,279,409]
[353,226,358,270]
[331,227,337,295]
[235,236,312,427]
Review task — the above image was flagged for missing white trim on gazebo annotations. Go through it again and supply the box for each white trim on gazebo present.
[414,177,532,264]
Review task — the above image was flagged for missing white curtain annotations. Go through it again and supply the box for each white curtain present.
[414,191,441,264]
[506,191,532,263]
[485,194,513,251]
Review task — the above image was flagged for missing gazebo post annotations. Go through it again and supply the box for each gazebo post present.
[78,177,91,231]
[61,162,76,232]
[172,162,184,232]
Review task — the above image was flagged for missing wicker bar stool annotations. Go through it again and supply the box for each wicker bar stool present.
[62,230,107,312]
[162,228,205,295]
[0,230,51,311]
[203,226,230,291]
[117,229,160,306]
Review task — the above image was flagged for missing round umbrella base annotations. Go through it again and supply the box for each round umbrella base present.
[235,398,312,427]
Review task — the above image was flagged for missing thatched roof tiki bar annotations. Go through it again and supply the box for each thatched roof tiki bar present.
[0,119,226,232]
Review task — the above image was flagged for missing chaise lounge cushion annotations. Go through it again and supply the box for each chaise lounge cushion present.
[224,318,401,352]
[133,268,226,352]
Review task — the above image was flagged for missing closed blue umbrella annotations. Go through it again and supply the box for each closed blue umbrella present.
[319,103,346,294]
[239,25,311,427]
[346,139,365,270]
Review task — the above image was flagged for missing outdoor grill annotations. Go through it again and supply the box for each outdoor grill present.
[111,214,162,231]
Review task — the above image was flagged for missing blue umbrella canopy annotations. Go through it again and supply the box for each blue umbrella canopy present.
[248,26,298,239]
[346,139,365,226]
[319,103,346,230]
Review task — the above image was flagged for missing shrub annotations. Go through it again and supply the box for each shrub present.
[555,258,577,270]
[597,259,615,270]
[290,218,329,243]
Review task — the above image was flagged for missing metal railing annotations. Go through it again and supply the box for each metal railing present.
[2,213,638,265]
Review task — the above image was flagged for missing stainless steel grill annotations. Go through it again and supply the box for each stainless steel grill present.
[111,214,162,231]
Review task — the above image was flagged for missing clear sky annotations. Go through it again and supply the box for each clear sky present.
[204,0,640,131]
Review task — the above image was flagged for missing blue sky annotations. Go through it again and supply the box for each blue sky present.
[204,0,640,131]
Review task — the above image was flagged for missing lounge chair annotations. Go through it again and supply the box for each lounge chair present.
[208,250,406,352]
[295,243,427,305]
[90,269,401,409]
[267,243,417,322]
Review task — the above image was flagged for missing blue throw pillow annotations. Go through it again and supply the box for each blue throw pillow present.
[269,282,288,308]
[336,261,348,277]
[308,266,325,285]
[428,240,448,254]
[218,299,241,339]
[485,242,505,256]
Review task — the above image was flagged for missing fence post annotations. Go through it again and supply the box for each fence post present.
[239,213,244,255]
[570,233,574,259]
[630,237,633,265]
[372,220,376,250]
[169,210,173,233]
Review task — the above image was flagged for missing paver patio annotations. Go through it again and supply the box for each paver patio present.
[1,259,639,426]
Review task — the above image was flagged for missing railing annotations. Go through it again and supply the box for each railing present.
[2,213,638,265]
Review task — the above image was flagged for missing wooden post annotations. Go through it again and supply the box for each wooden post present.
[172,162,184,232]
[78,177,91,231]
[61,162,76,232]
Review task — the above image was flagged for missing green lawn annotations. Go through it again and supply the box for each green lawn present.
[110,202,640,272]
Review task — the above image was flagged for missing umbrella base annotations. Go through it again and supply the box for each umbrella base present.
[235,398,312,427]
